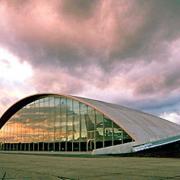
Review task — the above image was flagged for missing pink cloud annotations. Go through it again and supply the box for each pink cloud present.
[0,0,180,125]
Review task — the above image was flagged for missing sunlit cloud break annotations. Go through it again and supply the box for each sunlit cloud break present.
[0,47,33,82]
[0,47,35,115]
[161,112,180,125]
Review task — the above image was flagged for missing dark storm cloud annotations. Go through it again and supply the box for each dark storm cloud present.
[133,65,180,96]
[0,0,98,69]
[62,0,99,19]
[109,0,180,61]
[1,0,180,67]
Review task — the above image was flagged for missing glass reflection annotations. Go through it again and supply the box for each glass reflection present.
[0,96,134,151]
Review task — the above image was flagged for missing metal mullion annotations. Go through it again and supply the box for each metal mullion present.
[122,130,124,144]
[22,109,25,150]
[33,101,36,151]
[0,131,2,150]
[50,97,52,151]
[53,97,56,151]
[3,127,5,150]
[79,102,81,151]
[72,100,74,152]
[11,123,14,151]
[28,138,30,151]
[2,127,5,151]
[42,98,45,151]
[59,97,61,151]
[27,106,30,151]
[86,105,88,152]
[94,109,96,150]
[16,120,18,151]
[103,115,105,148]
[47,97,50,151]
[65,98,67,151]
[27,107,30,151]
[8,124,10,150]
[0,130,1,150]
[21,112,23,151]
[23,109,26,151]
[6,124,9,151]
[42,129,45,151]
[112,121,114,146]
[31,103,34,151]
[10,124,14,151]
[10,123,12,150]
[0,129,3,151]
[18,119,20,151]
[37,100,40,151]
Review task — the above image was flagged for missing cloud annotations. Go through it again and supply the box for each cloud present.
[1,0,180,67]
[31,66,85,94]
[0,47,35,115]
[160,112,180,125]
[61,0,99,19]
[0,0,147,66]
[0,0,180,124]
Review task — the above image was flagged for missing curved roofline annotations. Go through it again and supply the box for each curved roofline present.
[0,93,135,141]
[1,93,180,144]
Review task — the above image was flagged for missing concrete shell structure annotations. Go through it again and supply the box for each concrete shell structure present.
[0,93,180,156]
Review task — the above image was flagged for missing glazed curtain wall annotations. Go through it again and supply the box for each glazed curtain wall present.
[0,96,133,151]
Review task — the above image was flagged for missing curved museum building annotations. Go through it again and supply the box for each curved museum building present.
[0,93,180,156]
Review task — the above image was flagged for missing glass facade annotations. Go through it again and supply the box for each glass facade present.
[0,96,133,152]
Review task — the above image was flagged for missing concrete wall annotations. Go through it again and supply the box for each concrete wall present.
[92,142,136,155]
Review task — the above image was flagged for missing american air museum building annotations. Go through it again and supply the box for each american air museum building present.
[0,94,180,156]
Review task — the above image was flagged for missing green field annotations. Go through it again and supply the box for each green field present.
[0,153,180,179]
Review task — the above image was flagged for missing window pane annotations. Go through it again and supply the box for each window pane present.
[104,117,113,147]
[95,111,104,148]
[0,95,133,152]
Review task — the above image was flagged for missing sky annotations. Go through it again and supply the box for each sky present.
[0,0,180,124]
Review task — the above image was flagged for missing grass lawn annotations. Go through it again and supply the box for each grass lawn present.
[0,153,180,179]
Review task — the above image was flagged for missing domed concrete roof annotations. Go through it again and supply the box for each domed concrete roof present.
[1,93,180,146]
